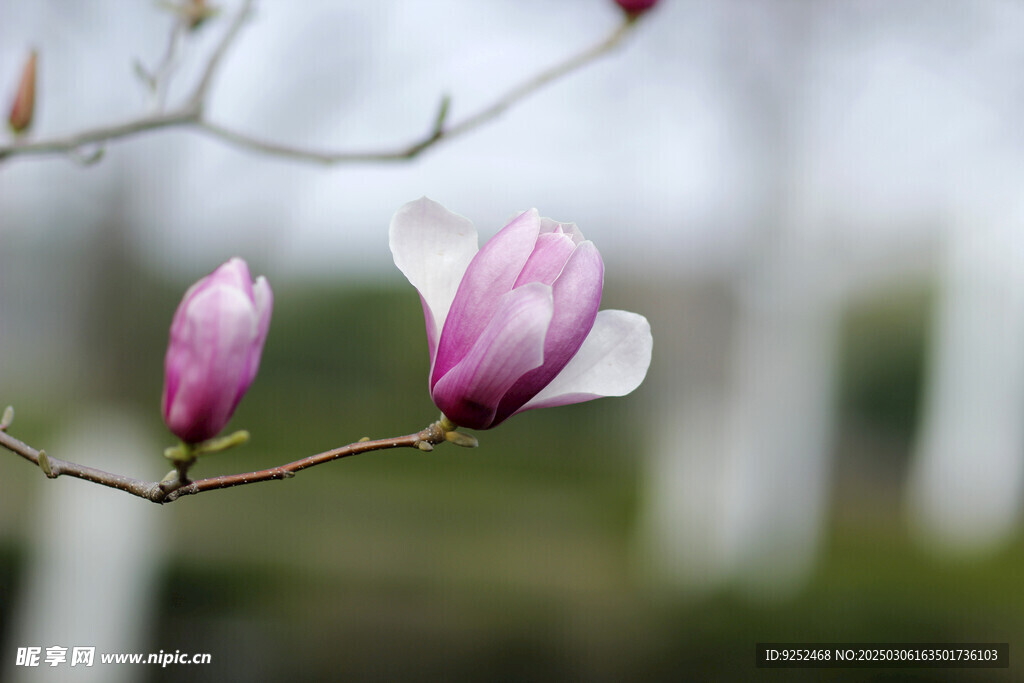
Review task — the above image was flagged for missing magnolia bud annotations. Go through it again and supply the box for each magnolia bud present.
[162,258,273,444]
[614,0,660,17]
[183,0,217,31]
[8,50,37,134]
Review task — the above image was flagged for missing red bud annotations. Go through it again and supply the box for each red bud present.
[614,0,660,17]
[183,0,216,31]
[8,50,37,134]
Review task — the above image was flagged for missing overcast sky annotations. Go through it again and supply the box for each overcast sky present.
[2,0,1024,285]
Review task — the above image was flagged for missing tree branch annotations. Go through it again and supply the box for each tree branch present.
[0,411,458,504]
[0,2,638,165]
[0,109,197,162]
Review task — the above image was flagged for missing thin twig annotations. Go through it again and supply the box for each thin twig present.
[0,2,638,165]
[152,20,185,111]
[441,19,636,143]
[0,419,450,504]
[186,0,253,111]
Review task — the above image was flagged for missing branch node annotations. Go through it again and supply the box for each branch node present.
[70,145,106,165]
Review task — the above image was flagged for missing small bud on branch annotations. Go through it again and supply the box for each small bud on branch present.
[0,406,14,431]
[8,50,37,134]
[158,0,219,31]
[614,0,660,19]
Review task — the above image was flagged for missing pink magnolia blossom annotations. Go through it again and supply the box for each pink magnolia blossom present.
[162,258,273,443]
[390,198,652,430]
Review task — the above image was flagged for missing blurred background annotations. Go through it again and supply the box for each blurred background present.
[2,0,1023,680]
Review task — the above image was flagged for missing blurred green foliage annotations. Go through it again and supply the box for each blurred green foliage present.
[839,287,932,442]
[0,273,1020,681]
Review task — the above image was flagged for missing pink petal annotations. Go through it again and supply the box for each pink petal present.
[517,309,652,413]
[163,279,216,421]
[431,282,553,430]
[164,285,258,443]
[208,257,255,300]
[432,209,541,384]
[389,198,478,364]
[513,231,578,288]
[239,275,273,397]
[493,241,604,424]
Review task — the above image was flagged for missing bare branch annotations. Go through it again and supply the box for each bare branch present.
[0,416,454,504]
[195,17,637,164]
[0,109,197,162]
[0,2,638,165]
[0,426,165,500]
[440,19,636,144]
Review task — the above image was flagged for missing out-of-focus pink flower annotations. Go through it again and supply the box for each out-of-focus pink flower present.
[614,0,660,16]
[8,50,37,134]
[390,198,652,430]
[162,258,273,443]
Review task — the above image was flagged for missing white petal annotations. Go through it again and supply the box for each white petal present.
[389,197,478,353]
[519,309,652,411]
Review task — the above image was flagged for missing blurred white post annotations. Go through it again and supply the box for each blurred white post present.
[908,206,1024,553]
[640,1,839,596]
[4,409,164,683]
[720,257,840,596]
[644,396,732,592]
[638,284,736,593]
[641,246,841,597]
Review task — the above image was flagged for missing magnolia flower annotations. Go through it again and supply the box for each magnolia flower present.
[162,258,273,444]
[390,197,652,430]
